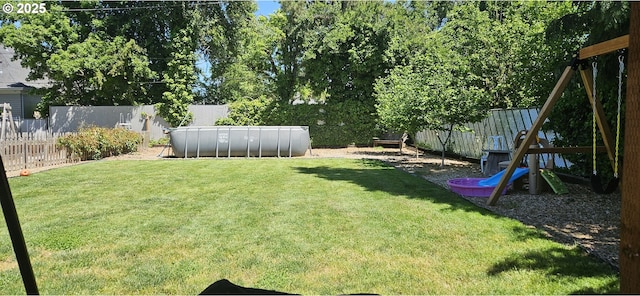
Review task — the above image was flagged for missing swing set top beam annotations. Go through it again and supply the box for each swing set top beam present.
[579,34,629,59]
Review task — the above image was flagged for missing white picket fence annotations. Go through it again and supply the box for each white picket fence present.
[0,132,79,172]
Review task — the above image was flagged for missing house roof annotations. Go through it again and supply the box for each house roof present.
[0,46,50,89]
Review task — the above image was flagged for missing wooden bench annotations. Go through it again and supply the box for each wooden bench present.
[372,133,407,152]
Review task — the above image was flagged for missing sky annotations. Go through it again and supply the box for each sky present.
[196,1,280,77]
[256,0,280,16]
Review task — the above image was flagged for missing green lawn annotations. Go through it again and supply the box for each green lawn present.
[0,158,618,294]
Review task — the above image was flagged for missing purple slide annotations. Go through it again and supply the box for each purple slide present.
[478,167,529,187]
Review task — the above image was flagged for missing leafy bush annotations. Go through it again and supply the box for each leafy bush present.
[216,96,379,147]
[215,95,272,126]
[58,126,142,160]
[149,137,170,147]
[266,101,379,147]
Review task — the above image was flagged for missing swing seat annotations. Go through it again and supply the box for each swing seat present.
[590,174,619,194]
[588,55,624,195]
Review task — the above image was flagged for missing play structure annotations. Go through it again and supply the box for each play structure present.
[449,35,628,200]
[449,127,566,198]
[448,167,529,197]
[485,35,629,206]
[1,103,18,140]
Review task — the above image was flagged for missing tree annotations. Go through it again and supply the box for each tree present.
[431,2,572,109]
[0,4,79,82]
[302,1,393,144]
[267,2,310,104]
[1,1,255,116]
[198,1,259,104]
[156,28,197,127]
[0,4,157,114]
[88,1,252,102]
[209,10,277,104]
[375,33,489,166]
[43,34,157,108]
[543,1,630,178]
[385,1,451,67]
[215,95,272,126]
[373,1,578,163]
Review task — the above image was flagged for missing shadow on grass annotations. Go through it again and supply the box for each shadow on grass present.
[294,159,619,293]
[571,279,619,294]
[293,159,493,216]
[510,225,553,242]
[488,246,619,294]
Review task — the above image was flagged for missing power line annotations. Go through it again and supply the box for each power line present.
[60,1,223,12]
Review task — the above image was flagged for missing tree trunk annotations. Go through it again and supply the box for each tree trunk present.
[436,125,454,167]
[621,2,640,293]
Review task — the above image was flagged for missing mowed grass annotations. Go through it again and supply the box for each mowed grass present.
[0,158,618,294]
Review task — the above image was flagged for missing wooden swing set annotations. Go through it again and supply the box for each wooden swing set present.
[487,35,629,206]
[485,8,640,291]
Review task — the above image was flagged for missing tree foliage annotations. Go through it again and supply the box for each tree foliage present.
[1,0,631,159]
[215,96,272,126]
[197,1,259,104]
[0,0,252,123]
[375,33,489,164]
[374,1,573,164]
[0,4,79,81]
[543,1,630,178]
[44,34,157,108]
[156,28,197,127]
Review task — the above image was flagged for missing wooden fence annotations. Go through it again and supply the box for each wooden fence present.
[0,132,79,172]
[415,108,572,168]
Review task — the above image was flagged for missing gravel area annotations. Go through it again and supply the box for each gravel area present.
[8,145,620,269]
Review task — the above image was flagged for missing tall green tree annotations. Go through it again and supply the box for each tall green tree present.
[304,1,391,105]
[302,1,393,143]
[156,28,197,127]
[0,1,254,119]
[198,1,258,104]
[0,4,157,114]
[210,9,276,104]
[375,1,573,162]
[0,4,79,83]
[375,33,489,165]
[434,2,573,109]
[268,1,310,103]
[45,34,157,107]
[385,0,451,67]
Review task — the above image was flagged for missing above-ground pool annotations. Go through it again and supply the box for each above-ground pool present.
[168,126,311,158]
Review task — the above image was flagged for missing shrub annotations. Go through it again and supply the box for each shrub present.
[215,95,272,126]
[58,126,142,160]
[149,137,170,147]
[267,101,379,147]
[216,97,379,147]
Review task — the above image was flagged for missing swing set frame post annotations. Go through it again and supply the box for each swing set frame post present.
[621,3,640,293]
[0,156,39,294]
[487,66,574,206]
[487,36,629,206]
